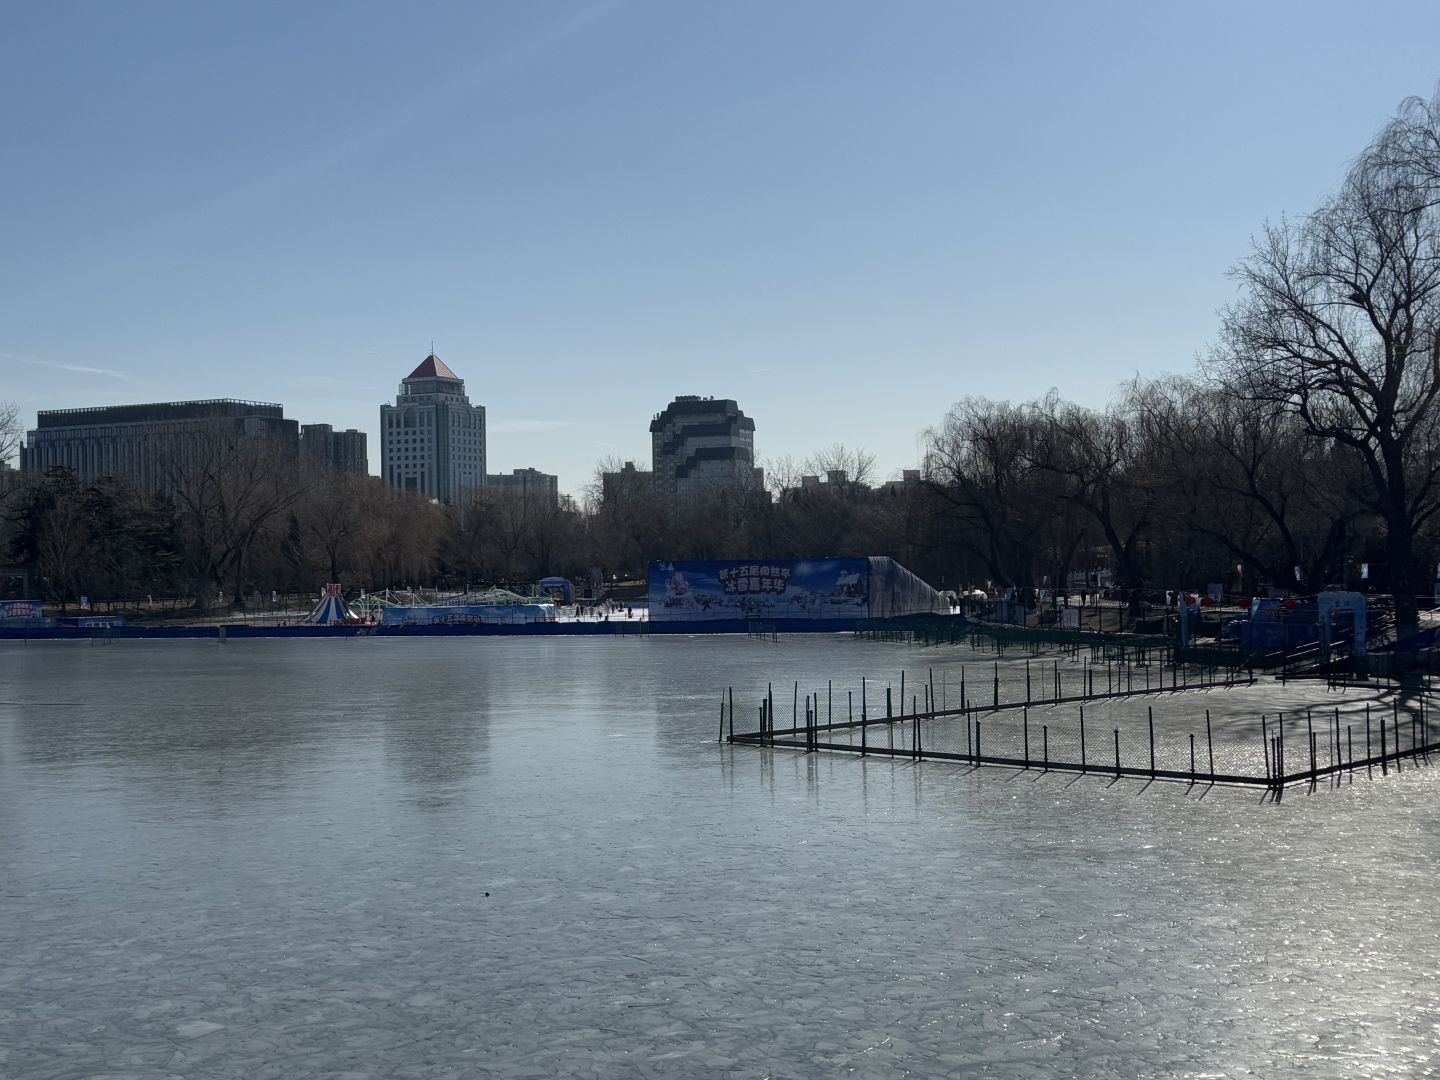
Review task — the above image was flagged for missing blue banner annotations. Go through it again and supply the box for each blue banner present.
[648,559,869,621]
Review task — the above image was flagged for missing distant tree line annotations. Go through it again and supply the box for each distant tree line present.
[6,90,1440,633]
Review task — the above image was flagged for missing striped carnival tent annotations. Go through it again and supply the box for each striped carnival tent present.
[304,583,359,625]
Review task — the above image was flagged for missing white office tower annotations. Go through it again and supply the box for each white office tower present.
[380,354,486,501]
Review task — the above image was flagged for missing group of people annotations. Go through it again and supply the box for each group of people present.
[573,601,636,621]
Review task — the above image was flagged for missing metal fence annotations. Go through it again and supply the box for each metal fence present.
[721,675,1440,794]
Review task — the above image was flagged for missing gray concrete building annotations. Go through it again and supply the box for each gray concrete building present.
[486,467,559,504]
[380,354,486,501]
[21,399,300,491]
[300,424,369,474]
[650,396,761,500]
[600,460,653,504]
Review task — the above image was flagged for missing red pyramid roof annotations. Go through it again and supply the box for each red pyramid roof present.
[407,353,459,380]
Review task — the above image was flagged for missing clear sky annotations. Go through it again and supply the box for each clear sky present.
[4,0,1440,494]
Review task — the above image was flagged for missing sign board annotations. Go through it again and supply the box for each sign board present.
[1061,608,1080,629]
[649,559,869,621]
[0,600,43,620]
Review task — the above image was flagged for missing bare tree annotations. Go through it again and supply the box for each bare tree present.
[1212,103,1440,636]
[1135,375,1363,592]
[1023,392,1155,589]
[0,401,19,467]
[294,468,374,583]
[36,490,89,610]
[923,397,1054,588]
[802,444,878,490]
[761,454,804,501]
[162,427,308,606]
[0,401,22,511]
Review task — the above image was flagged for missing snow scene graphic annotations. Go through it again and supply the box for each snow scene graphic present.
[648,559,869,621]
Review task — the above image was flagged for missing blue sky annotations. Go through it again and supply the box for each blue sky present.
[4,0,1440,493]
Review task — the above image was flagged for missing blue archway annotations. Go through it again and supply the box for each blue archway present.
[537,577,573,604]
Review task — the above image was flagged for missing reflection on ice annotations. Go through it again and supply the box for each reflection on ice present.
[1,636,1437,1078]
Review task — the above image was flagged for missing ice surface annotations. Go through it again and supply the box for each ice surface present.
[1,636,1438,1078]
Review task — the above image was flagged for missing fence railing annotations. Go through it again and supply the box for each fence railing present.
[719,673,1439,794]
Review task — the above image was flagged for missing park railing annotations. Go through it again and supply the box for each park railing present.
[718,665,1439,795]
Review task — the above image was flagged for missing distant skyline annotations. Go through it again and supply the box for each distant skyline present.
[5,1,1440,494]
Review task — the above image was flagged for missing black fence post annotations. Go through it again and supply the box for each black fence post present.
[1306,709,1314,779]
[1388,702,1399,777]
[1114,728,1121,778]
[1023,707,1030,768]
[1206,709,1214,780]
[1380,711,1388,776]
[1262,714,1271,782]
[1148,706,1156,778]
[1190,733,1196,783]
[1080,706,1087,774]
[975,719,982,767]
[1043,725,1049,772]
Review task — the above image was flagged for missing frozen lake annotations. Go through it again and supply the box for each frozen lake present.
[2,635,1439,1078]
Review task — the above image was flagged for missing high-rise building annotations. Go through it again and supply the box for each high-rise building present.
[650,396,761,500]
[600,460,653,504]
[300,424,369,474]
[21,399,299,491]
[485,467,559,504]
[379,354,486,501]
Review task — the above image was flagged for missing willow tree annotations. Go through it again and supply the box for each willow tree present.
[1213,90,1440,638]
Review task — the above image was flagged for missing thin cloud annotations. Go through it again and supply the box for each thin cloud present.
[136,1,634,256]
[14,356,137,382]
